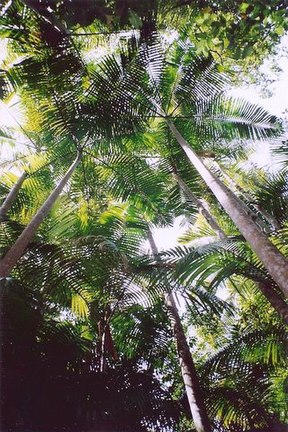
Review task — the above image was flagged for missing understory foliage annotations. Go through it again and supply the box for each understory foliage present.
[0,2,287,432]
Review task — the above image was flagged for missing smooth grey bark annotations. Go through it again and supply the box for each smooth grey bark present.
[147,228,212,432]
[208,161,269,233]
[0,151,82,277]
[173,172,226,240]
[0,172,26,220]
[100,329,106,373]
[165,293,212,432]
[167,121,288,299]
[213,161,281,230]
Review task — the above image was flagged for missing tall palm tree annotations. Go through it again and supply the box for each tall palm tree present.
[0,150,82,276]
[147,225,212,432]
[0,7,87,275]
[82,29,288,297]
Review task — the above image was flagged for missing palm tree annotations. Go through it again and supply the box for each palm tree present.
[0,150,82,276]
[164,77,288,298]
[0,8,87,275]
[0,5,156,277]
[147,225,212,432]
[1,5,287,431]
[82,29,288,298]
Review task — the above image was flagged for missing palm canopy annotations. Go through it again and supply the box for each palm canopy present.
[1,13,281,176]
[81,29,280,140]
[71,28,288,299]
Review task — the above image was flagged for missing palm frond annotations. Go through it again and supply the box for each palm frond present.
[201,327,287,379]
[84,39,153,137]
[253,170,288,227]
[112,302,172,366]
[179,96,281,145]
[200,327,287,431]
[174,54,227,113]
[165,238,271,290]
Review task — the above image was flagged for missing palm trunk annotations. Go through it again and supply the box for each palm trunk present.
[0,172,26,220]
[173,172,226,240]
[167,121,288,299]
[98,307,118,372]
[165,293,212,432]
[99,324,107,373]
[147,228,212,432]
[211,162,269,233]
[213,161,281,230]
[0,151,82,277]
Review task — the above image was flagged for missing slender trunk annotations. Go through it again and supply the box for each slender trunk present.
[165,293,212,432]
[0,172,26,220]
[173,172,226,240]
[99,324,107,373]
[98,307,119,372]
[0,151,82,277]
[167,121,288,299]
[147,228,212,432]
[210,161,269,233]
[213,161,281,230]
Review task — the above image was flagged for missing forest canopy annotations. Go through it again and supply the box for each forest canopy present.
[0,1,287,431]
